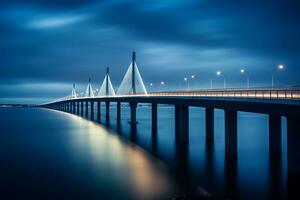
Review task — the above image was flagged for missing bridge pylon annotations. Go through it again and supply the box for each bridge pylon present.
[71,83,77,98]
[117,51,147,95]
[85,77,95,97]
[98,67,115,96]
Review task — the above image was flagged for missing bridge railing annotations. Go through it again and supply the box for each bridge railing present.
[149,87,300,100]
[42,87,300,105]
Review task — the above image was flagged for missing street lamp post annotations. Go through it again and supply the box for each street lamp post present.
[216,70,226,89]
[160,81,165,91]
[272,64,285,88]
[191,75,195,89]
[184,77,189,90]
[240,68,250,88]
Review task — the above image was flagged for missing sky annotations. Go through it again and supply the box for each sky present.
[0,0,299,103]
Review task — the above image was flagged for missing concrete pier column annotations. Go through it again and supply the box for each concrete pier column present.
[90,101,94,120]
[269,115,282,158]
[225,110,238,160]
[205,107,214,142]
[130,102,137,125]
[97,101,101,122]
[105,101,110,123]
[85,101,88,117]
[287,116,300,198]
[117,102,121,122]
[81,101,83,116]
[72,102,75,113]
[175,105,189,142]
[77,102,80,114]
[152,103,158,133]
[73,102,75,113]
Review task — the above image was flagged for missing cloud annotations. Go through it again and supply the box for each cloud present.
[27,14,89,29]
[0,0,299,103]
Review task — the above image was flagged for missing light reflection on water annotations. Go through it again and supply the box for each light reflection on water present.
[65,112,177,200]
[0,106,288,199]
[0,108,181,200]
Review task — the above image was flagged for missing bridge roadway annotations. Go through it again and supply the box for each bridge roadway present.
[42,87,300,190]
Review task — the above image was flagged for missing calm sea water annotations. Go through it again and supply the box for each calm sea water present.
[0,106,288,199]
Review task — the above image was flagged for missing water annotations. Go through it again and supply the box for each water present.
[0,106,288,199]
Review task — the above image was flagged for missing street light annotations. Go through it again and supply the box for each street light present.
[216,70,226,88]
[240,68,250,88]
[191,75,195,89]
[184,77,189,90]
[150,83,153,87]
[272,64,285,87]
[159,81,165,92]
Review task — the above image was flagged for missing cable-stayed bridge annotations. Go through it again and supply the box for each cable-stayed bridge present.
[41,52,300,184]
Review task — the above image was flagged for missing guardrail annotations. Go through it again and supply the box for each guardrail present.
[42,87,300,105]
[149,88,300,100]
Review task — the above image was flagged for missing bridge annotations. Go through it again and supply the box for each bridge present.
[41,52,300,185]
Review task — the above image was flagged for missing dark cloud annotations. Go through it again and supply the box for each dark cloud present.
[0,0,98,9]
[0,0,299,103]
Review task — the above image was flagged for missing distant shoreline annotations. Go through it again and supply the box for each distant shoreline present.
[0,104,36,108]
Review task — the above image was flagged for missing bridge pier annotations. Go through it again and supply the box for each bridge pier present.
[175,105,189,142]
[225,110,238,160]
[117,102,121,123]
[152,103,158,133]
[269,115,282,158]
[105,101,110,123]
[68,102,70,112]
[205,107,214,142]
[91,101,94,120]
[72,102,75,113]
[77,102,79,114]
[130,102,137,125]
[80,101,83,116]
[85,101,88,117]
[287,116,300,197]
[97,101,101,122]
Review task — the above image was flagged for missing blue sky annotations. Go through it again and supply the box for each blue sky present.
[0,0,299,103]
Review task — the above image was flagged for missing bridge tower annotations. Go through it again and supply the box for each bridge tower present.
[132,51,136,94]
[106,67,109,96]
[85,77,94,97]
[117,51,147,95]
[71,83,77,98]
[98,67,115,96]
